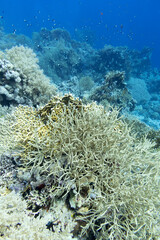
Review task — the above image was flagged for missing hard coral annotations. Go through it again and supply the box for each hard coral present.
[0,46,57,107]
[90,70,135,111]
[0,185,76,239]
[7,95,160,239]
[79,76,94,93]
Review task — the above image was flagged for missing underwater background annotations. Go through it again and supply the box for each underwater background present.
[0,1,160,239]
[1,0,160,67]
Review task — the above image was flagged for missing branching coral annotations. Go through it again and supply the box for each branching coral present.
[0,114,15,154]
[2,94,160,239]
[0,185,77,239]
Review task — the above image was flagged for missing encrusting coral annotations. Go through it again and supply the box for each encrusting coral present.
[0,94,160,239]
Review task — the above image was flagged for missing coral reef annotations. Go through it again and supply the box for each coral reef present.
[0,117,14,154]
[127,77,151,104]
[0,28,153,89]
[90,71,135,110]
[0,27,32,51]
[33,28,97,83]
[126,116,160,149]
[0,104,14,117]
[0,28,155,125]
[0,27,160,239]
[95,45,131,77]
[0,46,57,107]
[0,58,25,106]
[94,45,152,81]
[1,94,159,239]
[78,76,94,94]
[33,28,151,85]
[0,27,152,85]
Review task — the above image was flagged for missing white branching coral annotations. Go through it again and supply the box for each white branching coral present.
[7,95,160,239]
[0,185,77,240]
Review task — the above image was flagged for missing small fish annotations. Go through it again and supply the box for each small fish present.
[120,24,124,34]
[120,24,123,30]
[100,12,103,16]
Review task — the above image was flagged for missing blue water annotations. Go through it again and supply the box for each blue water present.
[0,0,160,68]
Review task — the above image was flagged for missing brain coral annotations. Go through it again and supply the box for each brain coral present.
[1,95,160,239]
